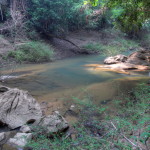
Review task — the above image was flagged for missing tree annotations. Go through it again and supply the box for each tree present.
[88,0,150,36]
[28,0,77,36]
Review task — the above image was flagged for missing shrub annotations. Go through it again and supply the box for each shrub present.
[82,35,140,56]
[8,41,54,63]
[82,42,104,53]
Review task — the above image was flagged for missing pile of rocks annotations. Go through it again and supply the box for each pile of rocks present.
[0,86,69,149]
[103,50,150,71]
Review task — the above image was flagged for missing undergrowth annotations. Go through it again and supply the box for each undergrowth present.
[83,38,139,56]
[7,41,54,63]
[27,83,150,150]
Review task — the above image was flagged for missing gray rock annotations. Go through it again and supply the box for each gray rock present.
[104,54,127,64]
[0,87,42,129]
[39,111,69,134]
[8,133,32,148]
[0,132,11,145]
[0,133,5,145]
[20,125,31,133]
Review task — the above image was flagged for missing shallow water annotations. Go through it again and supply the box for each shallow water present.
[0,54,149,150]
[1,54,149,111]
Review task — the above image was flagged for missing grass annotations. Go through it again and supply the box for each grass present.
[7,41,54,63]
[82,42,104,53]
[26,83,150,150]
[82,38,139,56]
[82,28,140,56]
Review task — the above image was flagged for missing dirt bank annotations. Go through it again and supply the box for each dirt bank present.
[0,29,149,66]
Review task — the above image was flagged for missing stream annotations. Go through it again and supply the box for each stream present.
[1,54,149,113]
[0,54,150,150]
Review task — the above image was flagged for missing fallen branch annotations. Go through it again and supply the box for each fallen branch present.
[110,121,142,150]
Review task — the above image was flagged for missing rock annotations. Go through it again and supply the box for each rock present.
[69,105,75,111]
[20,125,31,133]
[8,133,32,148]
[101,63,150,71]
[0,87,42,129]
[104,54,127,64]
[0,132,11,145]
[0,133,5,145]
[126,50,150,65]
[39,111,69,134]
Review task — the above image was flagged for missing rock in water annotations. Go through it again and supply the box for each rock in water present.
[0,87,42,129]
[104,54,127,64]
[39,111,69,134]
[126,50,150,65]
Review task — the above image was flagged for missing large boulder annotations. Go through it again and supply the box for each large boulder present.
[38,111,69,134]
[126,50,150,65]
[0,87,42,129]
[104,54,127,64]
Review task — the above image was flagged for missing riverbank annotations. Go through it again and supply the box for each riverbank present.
[27,83,150,150]
[1,28,149,67]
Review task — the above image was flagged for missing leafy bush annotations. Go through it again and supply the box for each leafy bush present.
[88,0,150,36]
[8,41,54,63]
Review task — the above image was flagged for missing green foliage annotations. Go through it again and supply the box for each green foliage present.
[82,42,104,53]
[142,19,150,31]
[88,0,150,36]
[8,41,54,63]
[141,32,150,48]
[28,0,90,35]
[82,33,139,56]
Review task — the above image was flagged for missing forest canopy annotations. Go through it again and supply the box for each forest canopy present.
[88,0,150,35]
[0,0,150,38]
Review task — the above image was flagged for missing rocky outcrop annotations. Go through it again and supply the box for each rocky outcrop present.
[0,86,70,149]
[0,87,42,129]
[101,63,149,71]
[103,50,150,72]
[104,54,127,64]
[126,50,150,65]
[104,50,150,66]
[38,111,69,134]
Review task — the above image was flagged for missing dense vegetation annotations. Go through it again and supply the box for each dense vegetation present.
[8,41,54,62]
[0,0,149,63]
[0,0,149,38]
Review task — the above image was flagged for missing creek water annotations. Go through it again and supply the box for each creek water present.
[1,54,149,113]
[0,54,150,150]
